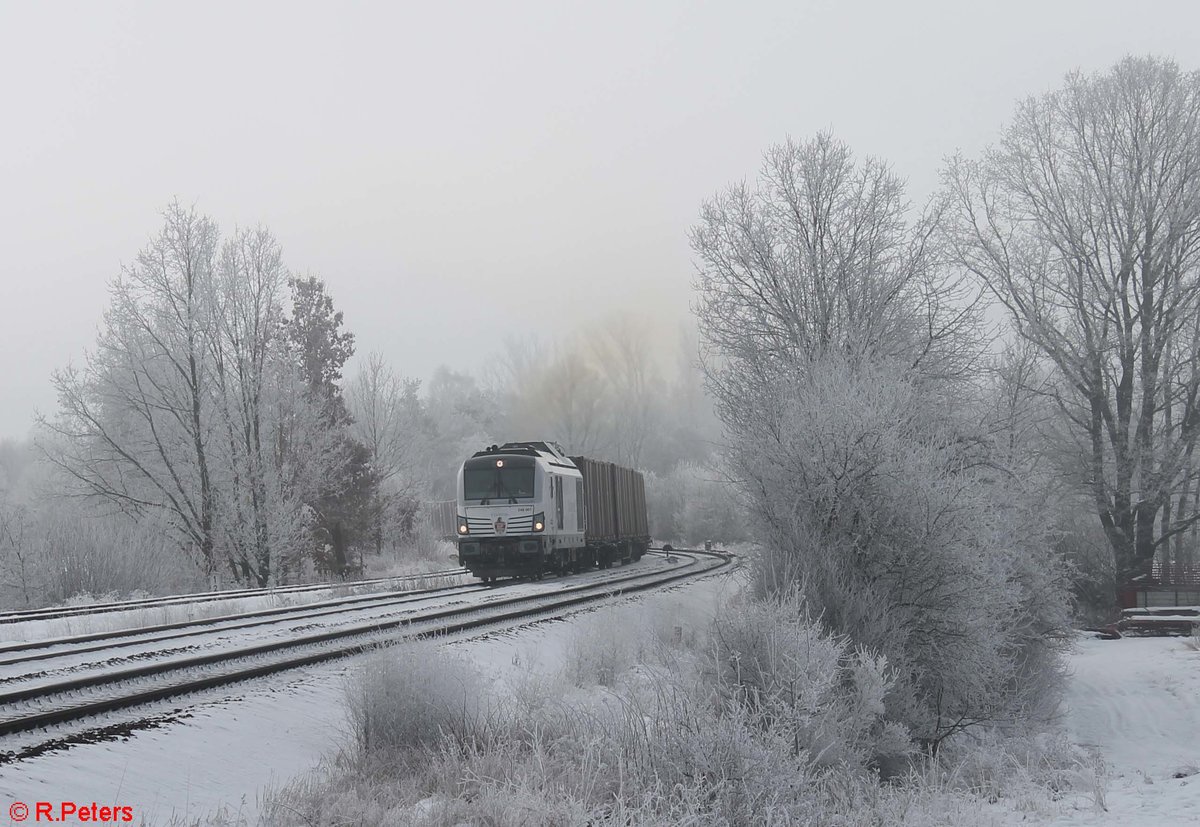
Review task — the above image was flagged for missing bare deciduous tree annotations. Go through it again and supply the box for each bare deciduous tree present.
[210,226,293,583]
[692,133,981,430]
[691,135,1066,746]
[944,56,1200,589]
[348,352,424,553]
[0,495,34,606]
[41,202,221,573]
[40,205,367,586]
[539,343,609,456]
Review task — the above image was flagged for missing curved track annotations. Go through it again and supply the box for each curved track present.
[0,549,730,741]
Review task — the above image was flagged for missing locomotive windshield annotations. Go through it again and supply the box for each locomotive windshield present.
[463,466,536,501]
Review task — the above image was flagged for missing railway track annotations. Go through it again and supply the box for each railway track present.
[0,567,469,625]
[0,580,492,665]
[0,549,730,742]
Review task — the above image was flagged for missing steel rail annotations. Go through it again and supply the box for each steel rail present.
[0,549,730,740]
[0,567,469,625]
[0,582,491,666]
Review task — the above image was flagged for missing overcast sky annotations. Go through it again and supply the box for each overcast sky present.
[3,0,1199,439]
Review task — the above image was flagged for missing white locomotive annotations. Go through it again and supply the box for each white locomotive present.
[455,441,649,582]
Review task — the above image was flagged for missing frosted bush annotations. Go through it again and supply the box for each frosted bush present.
[404,517,454,563]
[711,593,912,773]
[258,596,1086,827]
[732,357,1071,750]
[563,605,643,687]
[344,641,484,756]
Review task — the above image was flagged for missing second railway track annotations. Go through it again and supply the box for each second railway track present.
[0,549,731,743]
[0,580,491,664]
[0,566,469,626]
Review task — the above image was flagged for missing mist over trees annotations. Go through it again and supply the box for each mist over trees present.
[9,56,1196,670]
[3,249,726,607]
[491,315,703,470]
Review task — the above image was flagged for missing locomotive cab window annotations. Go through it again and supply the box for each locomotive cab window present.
[462,457,535,501]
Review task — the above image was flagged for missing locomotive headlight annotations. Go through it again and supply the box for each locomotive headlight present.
[457,516,469,535]
[532,512,545,532]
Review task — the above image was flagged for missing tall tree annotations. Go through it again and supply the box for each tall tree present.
[285,276,355,424]
[945,56,1200,590]
[283,275,374,574]
[41,202,222,573]
[422,367,496,501]
[41,204,364,586]
[347,353,424,553]
[692,136,1065,747]
[692,133,980,432]
[539,344,609,456]
[209,226,290,584]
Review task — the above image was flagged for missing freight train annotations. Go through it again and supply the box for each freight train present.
[454,441,650,582]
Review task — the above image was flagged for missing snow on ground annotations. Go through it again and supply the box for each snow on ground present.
[446,561,742,695]
[6,561,1198,827]
[0,560,733,825]
[0,557,692,691]
[0,667,350,824]
[1028,635,1200,826]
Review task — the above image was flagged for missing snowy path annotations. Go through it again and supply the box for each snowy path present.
[1040,636,1200,825]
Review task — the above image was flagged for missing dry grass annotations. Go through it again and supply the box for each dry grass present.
[179,594,1108,827]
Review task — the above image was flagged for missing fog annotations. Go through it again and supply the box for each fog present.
[2,0,1199,438]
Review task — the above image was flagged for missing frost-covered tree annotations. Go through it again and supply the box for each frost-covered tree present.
[490,313,673,467]
[945,56,1200,590]
[210,227,284,582]
[586,314,660,467]
[280,275,375,577]
[347,352,425,553]
[421,367,497,501]
[41,204,370,585]
[285,275,356,425]
[692,133,981,433]
[208,227,331,585]
[737,358,1070,748]
[692,135,1067,748]
[0,493,34,607]
[42,202,222,573]
[645,462,747,545]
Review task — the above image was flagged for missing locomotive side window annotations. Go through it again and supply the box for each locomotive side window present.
[576,480,584,531]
